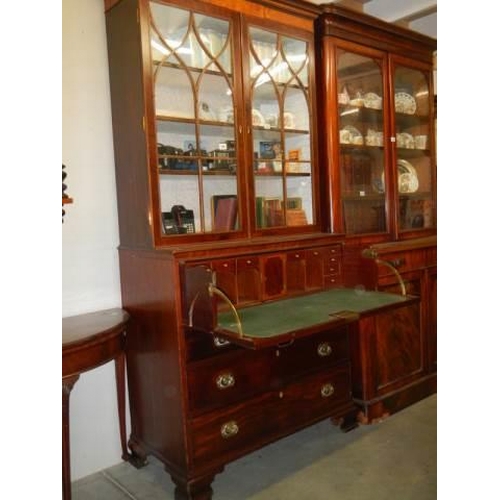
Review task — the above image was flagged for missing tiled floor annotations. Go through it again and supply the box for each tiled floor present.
[73,394,436,499]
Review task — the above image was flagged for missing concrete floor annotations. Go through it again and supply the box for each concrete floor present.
[73,394,436,499]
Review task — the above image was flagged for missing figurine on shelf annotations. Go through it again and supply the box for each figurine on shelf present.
[62,164,73,222]
[63,164,68,199]
[338,85,350,105]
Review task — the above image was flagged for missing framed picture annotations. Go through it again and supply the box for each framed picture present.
[259,141,281,159]
[288,148,301,161]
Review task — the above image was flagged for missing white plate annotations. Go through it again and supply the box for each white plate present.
[377,160,419,194]
[398,172,419,193]
[398,159,417,176]
[396,132,415,149]
[394,92,416,114]
[397,159,418,193]
[252,109,265,126]
[363,92,382,110]
[339,125,363,145]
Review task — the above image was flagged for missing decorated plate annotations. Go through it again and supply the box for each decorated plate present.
[339,125,363,145]
[363,92,382,110]
[394,92,416,114]
[397,159,418,193]
[396,132,415,149]
[252,108,265,126]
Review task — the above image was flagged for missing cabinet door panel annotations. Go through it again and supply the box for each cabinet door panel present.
[336,47,387,235]
[428,267,437,372]
[305,248,324,290]
[149,2,243,238]
[236,257,261,305]
[262,254,285,299]
[392,60,435,234]
[374,302,424,392]
[247,24,316,231]
[286,250,306,293]
[213,259,237,304]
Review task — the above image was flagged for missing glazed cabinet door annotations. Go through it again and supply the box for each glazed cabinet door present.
[335,43,389,235]
[390,57,436,235]
[146,1,320,244]
[244,20,319,234]
[148,0,245,242]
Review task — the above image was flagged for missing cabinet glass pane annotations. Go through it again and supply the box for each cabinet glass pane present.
[337,49,386,235]
[149,2,239,236]
[394,65,434,231]
[249,27,313,229]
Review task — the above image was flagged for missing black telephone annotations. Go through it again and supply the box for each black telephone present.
[162,205,195,234]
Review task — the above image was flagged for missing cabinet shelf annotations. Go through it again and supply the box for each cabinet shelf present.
[340,144,383,151]
[342,193,385,201]
[398,191,433,199]
[159,168,236,176]
[255,171,311,177]
[397,148,430,158]
[157,114,235,129]
[253,124,310,135]
[153,59,233,79]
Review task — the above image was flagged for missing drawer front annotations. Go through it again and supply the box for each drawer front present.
[187,349,276,414]
[189,363,352,465]
[323,274,341,288]
[323,245,342,287]
[212,259,236,274]
[279,362,352,424]
[277,328,350,380]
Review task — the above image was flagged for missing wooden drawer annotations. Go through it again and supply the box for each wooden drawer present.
[276,327,350,380]
[279,362,352,423]
[324,274,341,287]
[323,245,342,288]
[189,363,352,465]
[323,245,342,259]
[185,329,237,362]
[187,349,276,414]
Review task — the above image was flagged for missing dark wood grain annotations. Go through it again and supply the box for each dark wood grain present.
[62,308,129,500]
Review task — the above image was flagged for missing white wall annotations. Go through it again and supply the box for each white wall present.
[62,0,128,481]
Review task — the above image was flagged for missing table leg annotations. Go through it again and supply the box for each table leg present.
[62,374,80,500]
[114,352,130,461]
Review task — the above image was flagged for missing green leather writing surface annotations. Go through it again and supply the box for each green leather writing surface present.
[217,288,408,338]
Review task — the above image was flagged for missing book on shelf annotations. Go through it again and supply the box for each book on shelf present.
[212,195,238,231]
[256,196,265,228]
[286,209,308,226]
[263,198,284,227]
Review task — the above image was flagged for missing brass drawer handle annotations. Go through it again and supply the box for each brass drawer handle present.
[216,372,235,390]
[317,342,332,357]
[221,420,239,439]
[321,383,335,398]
